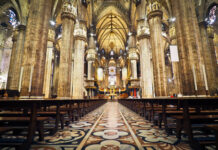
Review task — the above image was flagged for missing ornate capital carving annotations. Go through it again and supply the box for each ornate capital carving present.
[48,28,55,42]
[207,25,214,38]
[147,10,163,20]
[74,20,87,41]
[169,23,176,40]
[137,19,150,40]
[137,26,150,39]
[128,48,139,60]
[147,0,162,20]
[86,48,96,61]
[61,1,77,21]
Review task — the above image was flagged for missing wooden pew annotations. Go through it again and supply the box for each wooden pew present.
[0,116,49,141]
[0,111,67,130]
[205,125,218,149]
[0,127,12,134]
[0,98,106,150]
[119,97,218,150]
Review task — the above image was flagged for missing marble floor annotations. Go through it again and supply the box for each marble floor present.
[23,101,193,150]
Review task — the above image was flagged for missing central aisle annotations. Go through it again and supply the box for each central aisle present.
[31,101,191,150]
[77,101,143,150]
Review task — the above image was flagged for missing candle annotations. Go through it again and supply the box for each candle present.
[18,67,23,92]
[29,66,34,92]
[202,64,208,91]
[192,65,198,91]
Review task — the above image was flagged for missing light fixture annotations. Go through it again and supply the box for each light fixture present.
[50,20,56,26]
[126,47,129,51]
[97,68,103,81]
[169,17,176,22]
[168,78,172,83]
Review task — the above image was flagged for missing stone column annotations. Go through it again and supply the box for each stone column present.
[128,33,138,80]
[0,27,7,65]
[147,1,167,96]
[137,19,153,98]
[52,50,59,97]
[215,34,218,63]
[86,33,96,99]
[199,23,217,95]
[7,29,18,90]
[130,59,137,79]
[20,0,52,97]
[169,22,182,95]
[7,25,26,91]
[43,28,55,98]
[171,0,206,95]
[57,1,77,98]
[73,20,87,99]
[206,25,218,93]
[86,34,96,81]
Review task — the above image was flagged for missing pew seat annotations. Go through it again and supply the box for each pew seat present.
[0,127,12,133]
[0,111,67,129]
[0,116,49,141]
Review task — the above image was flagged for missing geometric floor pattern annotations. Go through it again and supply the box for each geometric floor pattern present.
[28,101,192,150]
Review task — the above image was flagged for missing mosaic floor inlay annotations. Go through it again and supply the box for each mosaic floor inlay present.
[23,101,195,150]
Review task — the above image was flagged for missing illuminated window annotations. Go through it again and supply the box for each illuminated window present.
[206,5,217,25]
[110,50,114,56]
[8,9,18,27]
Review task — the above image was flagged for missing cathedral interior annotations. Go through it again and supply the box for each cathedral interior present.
[0,0,218,150]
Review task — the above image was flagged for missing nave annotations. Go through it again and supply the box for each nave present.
[25,101,191,150]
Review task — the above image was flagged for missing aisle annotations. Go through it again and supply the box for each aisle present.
[30,101,191,150]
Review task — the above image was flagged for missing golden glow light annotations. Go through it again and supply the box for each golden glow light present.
[122,67,127,80]
[97,68,103,81]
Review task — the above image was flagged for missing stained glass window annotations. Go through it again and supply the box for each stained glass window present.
[8,9,18,27]
[206,5,217,25]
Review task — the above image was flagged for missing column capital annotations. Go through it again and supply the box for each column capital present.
[207,25,214,38]
[86,48,96,61]
[147,1,162,20]
[137,26,150,40]
[147,10,163,21]
[48,28,55,42]
[61,1,77,21]
[74,20,87,42]
[169,23,176,40]
[137,18,150,40]
[128,48,139,60]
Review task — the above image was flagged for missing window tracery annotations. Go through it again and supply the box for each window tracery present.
[8,9,18,27]
[206,5,216,25]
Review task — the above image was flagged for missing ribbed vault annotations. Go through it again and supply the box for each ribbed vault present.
[96,12,128,53]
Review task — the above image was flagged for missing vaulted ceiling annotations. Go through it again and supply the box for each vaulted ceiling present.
[96,13,128,53]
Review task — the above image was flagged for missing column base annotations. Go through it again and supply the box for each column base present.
[57,97,71,99]
[19,96,44,99]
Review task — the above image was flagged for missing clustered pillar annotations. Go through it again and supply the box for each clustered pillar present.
[86,33,97,99]
[147,1,167,96]
[169,22,182,95]
[20,0,52,97]
[57,1,77,98]
[172,0,206,95]
[137,19,153,98]
[128,33,138,80]
[73,20,87,99]
[43,28,55,98]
